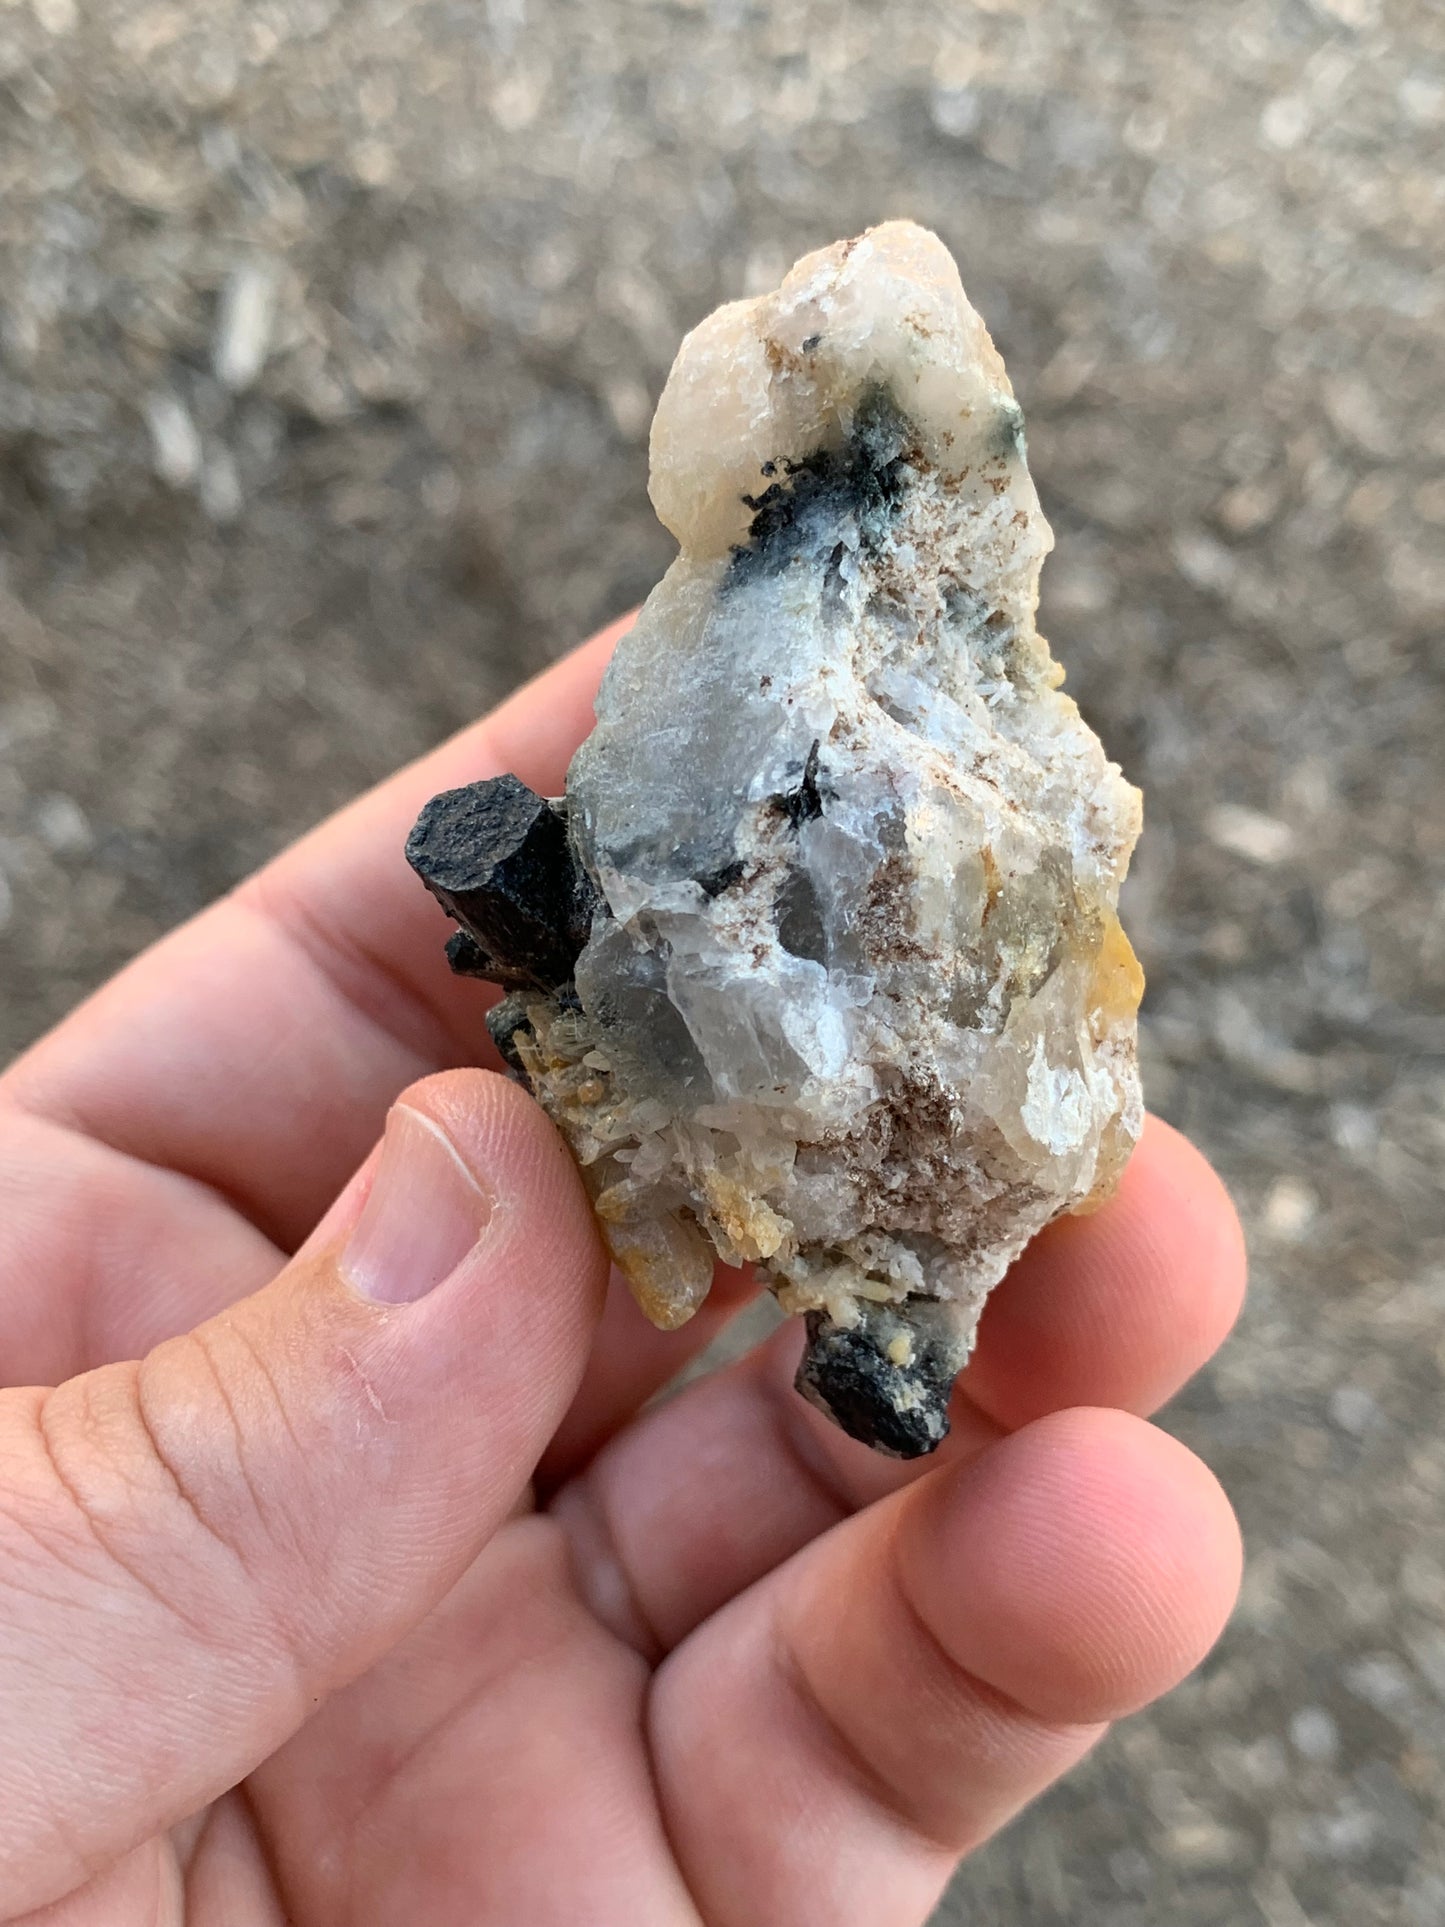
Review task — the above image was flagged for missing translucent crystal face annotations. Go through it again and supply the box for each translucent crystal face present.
[409,221,1144,1456]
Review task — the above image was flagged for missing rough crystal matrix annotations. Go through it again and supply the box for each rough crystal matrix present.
[407,222,1144,1457]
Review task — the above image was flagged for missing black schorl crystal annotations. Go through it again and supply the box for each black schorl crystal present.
[405,775,597,991]
[769,738,829,830]
[727,384,913,588]
[794,1296,968,1459]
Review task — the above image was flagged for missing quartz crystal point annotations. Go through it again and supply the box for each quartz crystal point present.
[407,222,1144,1457]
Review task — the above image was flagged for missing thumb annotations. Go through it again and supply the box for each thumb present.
[0,1069,607,1920]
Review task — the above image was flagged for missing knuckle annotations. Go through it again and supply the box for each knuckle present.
[0,1331,309,1680]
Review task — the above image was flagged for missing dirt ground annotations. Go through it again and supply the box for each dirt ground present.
[2,1,1443,1920]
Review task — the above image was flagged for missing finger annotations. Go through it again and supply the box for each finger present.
[0,1109,282,1388]
[649,1408,1241,1927]
[554,1118,1242,1651]
[5,1841,178,1927]
[0,1060,755,1450]
[2,616,630,1251]
[9,1803,286,1927]
[183,1791,289,1927]
[245,1516,702,1927]
[0,1070,607,1921]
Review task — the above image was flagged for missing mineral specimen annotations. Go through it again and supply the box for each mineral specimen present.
[407,221,1144,1457]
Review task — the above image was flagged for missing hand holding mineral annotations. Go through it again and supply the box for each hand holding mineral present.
[0,593,1243,1923]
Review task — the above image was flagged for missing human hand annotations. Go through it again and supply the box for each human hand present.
[0,615,1245,1925]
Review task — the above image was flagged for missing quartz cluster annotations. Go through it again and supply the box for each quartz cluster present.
[407,222,1144,1457]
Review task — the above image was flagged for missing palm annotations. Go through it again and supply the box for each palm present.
[0,620,1243,1925]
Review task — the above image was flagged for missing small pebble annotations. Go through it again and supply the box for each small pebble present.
[1263,1175,1318,1241]
[1328,1384,1380,1437]
[145,392,202,489]
[214,260,279,393]
[1205,803,1296,866]
[1290,1705,1340,1762]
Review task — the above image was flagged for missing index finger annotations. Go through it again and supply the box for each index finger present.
[3,618,631,1248]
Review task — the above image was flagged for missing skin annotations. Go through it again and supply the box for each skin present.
[0,615,1246,1925]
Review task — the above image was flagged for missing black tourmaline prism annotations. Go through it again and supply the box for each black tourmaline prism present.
[794,1297,967,1459]
[405,775,596,991]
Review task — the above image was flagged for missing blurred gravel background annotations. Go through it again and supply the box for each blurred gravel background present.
[1,1,1443,1920]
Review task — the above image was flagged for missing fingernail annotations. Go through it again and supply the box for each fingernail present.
[341,1105,493,1304]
